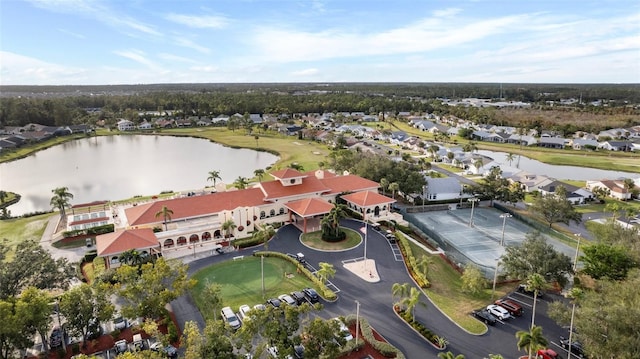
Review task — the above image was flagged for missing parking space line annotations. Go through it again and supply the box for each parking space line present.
[507,295,534,308]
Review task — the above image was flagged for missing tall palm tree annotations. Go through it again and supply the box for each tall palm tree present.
[221,219,237,239]
[415,255,432,280]
[254,169,265,182]
[380,178,389,196]
[525,273,546,329]
[566,288,583,359]
[625,207,639,226]
[254,135,260,147]
[207,170,221,187]
[316,262,336,284]
[505,153,516,166]
[401,287,425,322]
[321,203,348,238]
[233,176,249,190]
[473,158,483,174]
[388,182,400,199]
[516,325,548,359]
[391,282,410,307]
[155,205,174,231]
[438,352,465,359]
[50,187,74,221]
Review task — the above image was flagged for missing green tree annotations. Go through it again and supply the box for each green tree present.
[0,191,6,204]
[524,273,547,329]
[289,162,305,171]
[516,325,548,359]
[114,258,195,319]
[461,265,488,295]
[475,166,512,205]
[0,295,34,359]
[154,205,174,231]
[591,186,610,203]
[316,262,336,284]
[207,170,222,187]
[50,186,74,221]
[380,177,389,196]
[415,255,432,279]
[202,281,223,321]
[59,283,114,347]
[221,219,237,239]
[181,321,203,359]
[401,286,425,322]
[438,351,465,359]
[581,243,637,280]
[388,182,400,199]
[391,282,410,307]
[300,318,343,359]
[253,168,265,182]
[505,153,516,166]
[254,135,260,147]
[20,287,53,354]
[500,231,573,287]
[320,203,348,239]
[0,239,74,299]
[233,176,249,189]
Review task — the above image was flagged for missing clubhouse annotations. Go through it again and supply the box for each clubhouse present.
[95,169,397,268]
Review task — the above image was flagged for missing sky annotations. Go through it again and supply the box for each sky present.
[1,0,639,85]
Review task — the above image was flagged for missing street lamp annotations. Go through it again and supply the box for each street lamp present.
[573,233,581,272]
[491,260,500,301]
[499,213,512,246]
[355,300,360,347]
[468,198,479,227]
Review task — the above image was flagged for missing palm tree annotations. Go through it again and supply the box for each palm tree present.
[254,169,265,182]
[254,135,260,147]
[525,273,546,329]
[221,219,237,239]
[321,203,348,238]
[316,262,336,284]
[415,255,432,280]
[516,325,548,359]
[391,282,410,307]
[119,249,144,267]
[473,158,483,174]
[388,182,399,199]
[401,287,425,322]
[0,190,6,204]
[506,153,516,166]
[380,178,389,196]
[207,170,221,187]
[233,176,249,190]
[625,207,639,226]
[155,205,174,231]
[428,145,439,160]
[50,187,74,221]
[438,352,465,359]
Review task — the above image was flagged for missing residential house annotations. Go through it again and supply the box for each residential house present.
[138,121,153,130]
[598,140,632,151]
[569,138,598,150]
[117,119,136,131]
[507,171,554,192]
[424,177,463,201]
[538,181,586,204]
[537,137,567,149]
[586,180,633,200]
[507,134,538,146]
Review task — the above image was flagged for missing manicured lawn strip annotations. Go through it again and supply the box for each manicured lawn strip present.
[432,164,457,173]
[0,213,52,260]
[405,240,513,334]
[191,256,316,321]
[301,227,362,251]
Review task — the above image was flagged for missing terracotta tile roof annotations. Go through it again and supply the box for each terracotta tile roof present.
[96,228,158,256]
[259,176,331,201]
[320,175,380,195]
[341,191,395,207]
[599,180,629,194]
[285,198,334,217]
[271,168,306,180]
[125,188,266,226]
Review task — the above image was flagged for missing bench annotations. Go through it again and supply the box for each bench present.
[233,255,244,261]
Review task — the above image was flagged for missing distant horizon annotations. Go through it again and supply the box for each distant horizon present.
[2,0,639,85]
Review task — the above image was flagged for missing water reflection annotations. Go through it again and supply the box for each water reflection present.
[1,135,278,216]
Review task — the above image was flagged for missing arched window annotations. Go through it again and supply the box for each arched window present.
[279,208,285,215]
[213,230,222,238]
[202,232,212,241]
[164,239,174,248]
[260,211,266,219]
[177,236,187,246]
[189,234,199,243]
[270,209,276,216]
[238,226,245,232]
[111,256,119,264]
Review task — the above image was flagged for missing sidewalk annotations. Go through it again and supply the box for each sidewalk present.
[40,215,87,262]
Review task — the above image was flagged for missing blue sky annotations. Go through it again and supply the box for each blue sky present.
[1,0,639,85]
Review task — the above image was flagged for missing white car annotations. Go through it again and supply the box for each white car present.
[238,305,252,321]
[486,304,510,320]
[253,303,266,311]
[331,318,354,342]
[278,294,297,306]
[113,316,128,330]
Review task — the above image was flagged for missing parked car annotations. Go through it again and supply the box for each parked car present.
[287,253,306,264]
[302,288,320,303]
[150,342,178,358]
[215,247,225,255]
[278,294,297,306]
[132,333,144,351]
[221,306,241,330]
[267,298,282,308]
[86,318,103,340]
[517,284,545,297]
[471,309,497,325]
[331,318,353,342]
[495,298,524,316]
[560,336,586,358]
[486,304,511,320]
[113,316,128,330]
[49,327,64,348]
[238,304,252,321]
[290,291,306,305]
[114,339,128,355]
[253,303,266,311]
[537,348,561,359]
[293,344,305,359]
[385,231,397,243]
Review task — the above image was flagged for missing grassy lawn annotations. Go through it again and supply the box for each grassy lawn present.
[0,134,89,163]
[0,213,53,260]
[191,256,317,321]
[433,164,459,173]
[301,227,361,251]
[405,240,516,334]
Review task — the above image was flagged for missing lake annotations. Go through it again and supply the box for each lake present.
[0,135,278,216]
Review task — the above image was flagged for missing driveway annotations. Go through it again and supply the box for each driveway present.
[173,220,571,359]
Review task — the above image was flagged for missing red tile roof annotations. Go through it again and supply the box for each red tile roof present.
[125,188,266,226]
[259,176,331,201]
[96,228,158,256]
[271,168,306,180]
[320,175,380,195]
[285,198,334,217]
[341,191,395,207]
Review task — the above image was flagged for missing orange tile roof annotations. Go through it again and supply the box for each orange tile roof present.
[320,175,380,195]
[285,198,334,217]
[96,228,158,256]
[271,168,306,180]
[259,176,331,201]
[125,188,266,226]
[341,191,395,207]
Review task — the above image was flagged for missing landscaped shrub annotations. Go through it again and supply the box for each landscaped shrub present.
[344,314,405,359]
[84,250,98,262]
[92,256,106,279]
[166,318,179,344]
[233,236,264,248]
[395,307,444,348]
[63,224,114,238]
[396,233,430,288]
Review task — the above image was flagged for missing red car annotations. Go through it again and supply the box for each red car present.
[537,348,561,359]
[495,298,524,316]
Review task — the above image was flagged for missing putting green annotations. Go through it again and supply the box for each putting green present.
[191,256,316,320]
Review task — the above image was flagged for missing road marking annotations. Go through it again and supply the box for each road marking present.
[507,295,533,308]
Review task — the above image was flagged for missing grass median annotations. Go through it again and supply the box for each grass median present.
[0,213,53,260]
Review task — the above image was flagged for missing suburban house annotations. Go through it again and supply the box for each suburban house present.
[538,181,589,204]
[586,180,633,200]
[96,170,396,268]
[569,138,598,150]
[424,177,463,201]
[507,171,554,192]
[598,140,632,151]
[117,119,136,131]
[537,137,567,149]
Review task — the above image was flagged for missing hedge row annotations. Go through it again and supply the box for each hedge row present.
[233,236,264,248]
[344,314,405,359]
[63,223,115,238]
[396,308,442,348]
[252,251,337,301]
[396,233,430,288]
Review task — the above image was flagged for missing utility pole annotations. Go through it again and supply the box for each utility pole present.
[355,300,360,347]
[468,198,479,227]
[500,213,512,246]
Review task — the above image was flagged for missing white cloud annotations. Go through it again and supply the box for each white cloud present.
[190,65,219,73]
[432,8,462,18]
[158,53,198,64]
[58,28,86,39]
[291,68,319,76]
[113,49,164,72]
[172,37,211,54]
[0,51,87,85]
[165,13,229,29]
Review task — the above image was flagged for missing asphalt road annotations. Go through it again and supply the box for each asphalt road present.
[172,219,574,359]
